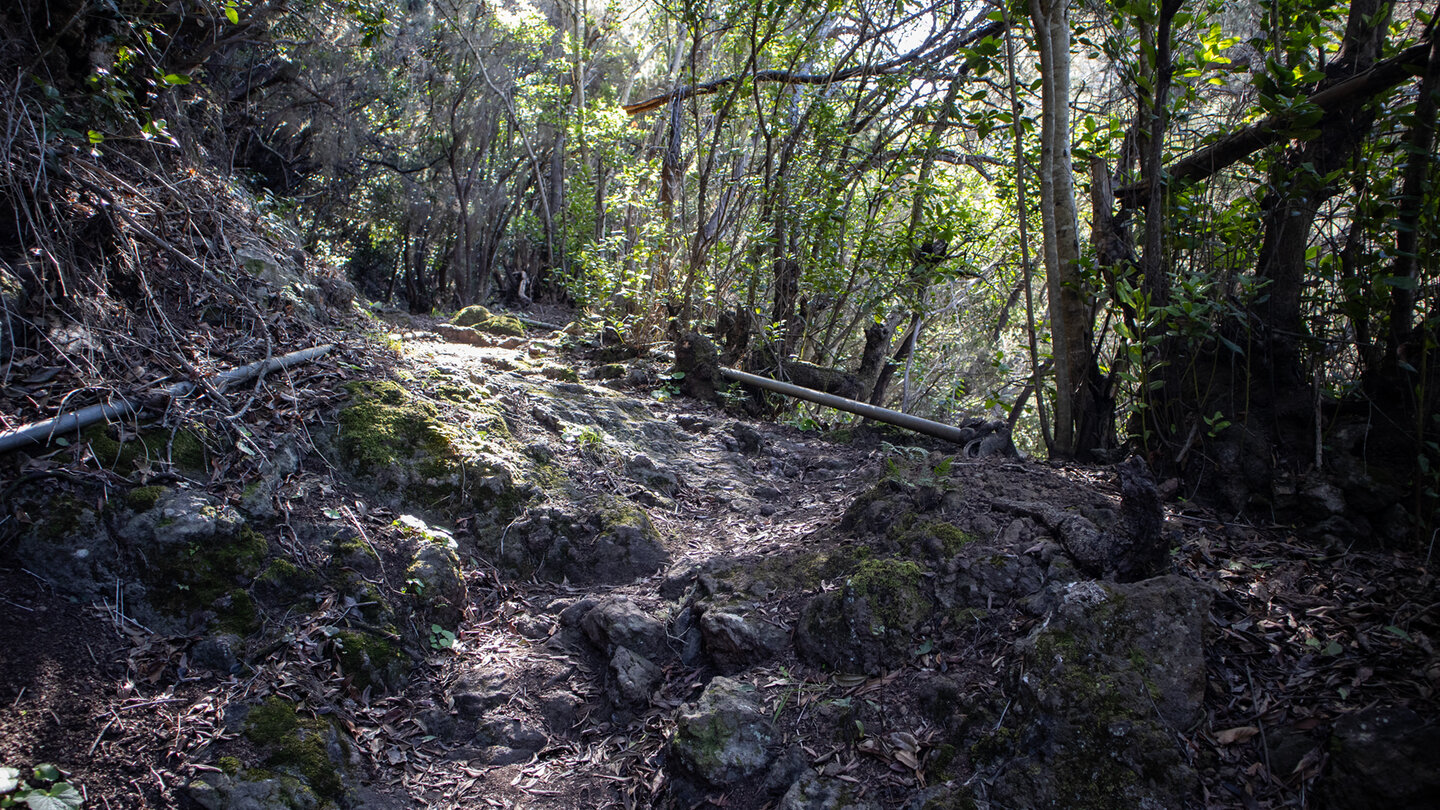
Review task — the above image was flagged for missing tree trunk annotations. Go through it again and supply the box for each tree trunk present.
[1386,22,1440,363]
[1029,0,1097,457]
[1254,0,1393,387]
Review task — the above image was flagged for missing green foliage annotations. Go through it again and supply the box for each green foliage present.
[0,765,83,809]
[428,623,457,650]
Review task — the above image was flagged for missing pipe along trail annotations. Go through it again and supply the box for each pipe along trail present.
[0,344,334,454]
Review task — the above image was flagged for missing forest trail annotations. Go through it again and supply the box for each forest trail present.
[2,313,1437,810]
[382,323,891,807]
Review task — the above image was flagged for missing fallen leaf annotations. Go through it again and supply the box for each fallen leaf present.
[1215,726,1260,745]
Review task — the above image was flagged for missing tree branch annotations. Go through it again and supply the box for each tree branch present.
[1117,38,1432,202]
[622,20,1005,116]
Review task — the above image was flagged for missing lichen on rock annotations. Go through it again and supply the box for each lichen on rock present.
[985,575,1213,809]
[405,540,466,628]
[670,676,776,787]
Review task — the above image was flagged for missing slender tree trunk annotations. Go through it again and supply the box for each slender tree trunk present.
[1134,0,1182,448]
[1005,5,1052,450]
[1386,20,1440,361]
[1029,0,1093,457]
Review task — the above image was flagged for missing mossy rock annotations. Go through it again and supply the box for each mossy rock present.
[328,532,380,569]
[148,524,269,621]
[243,698,348,804]
[254,557,319,603]
[499,496,668,585]
[404,542,466,628]
[987,577,1211,809]
[559,496,669,584]
[795,558,933,675]
[331,630,410,693]
[12,493,118,601]
[670,676,775,786]
[434,382,479,403]
[126,485,168,512]
[540,363,580,383]
[334,379,518,518]
[891,517,976,561]
[452,305,525,337]
[336,380,458,475]
[214,588,260,635]
[712,546,858,596]
[83,423,206,475]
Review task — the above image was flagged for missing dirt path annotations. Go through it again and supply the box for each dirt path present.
[388,328,887,808]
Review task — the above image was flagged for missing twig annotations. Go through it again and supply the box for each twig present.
[340,505,391,592]
[89,715,117,756]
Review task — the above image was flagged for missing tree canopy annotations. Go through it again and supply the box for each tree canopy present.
[2,0,1436,540]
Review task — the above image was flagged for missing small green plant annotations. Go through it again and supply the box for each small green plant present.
[428,623,457,650]
[1202,410,1231,437]
[653,370,684,402]
[782,410,823,432]
[562,425,608,454]
[0,764,84,809]
[716,382,748,409]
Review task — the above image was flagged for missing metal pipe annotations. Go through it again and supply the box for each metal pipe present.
[0,344,334,454]
[718,366,975,444]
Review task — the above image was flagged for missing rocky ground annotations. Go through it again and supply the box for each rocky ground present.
[2,306,1438,810]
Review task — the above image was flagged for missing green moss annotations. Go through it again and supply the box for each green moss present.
[597,496,651,532]
[434,383,476,403]
[968,726,1019,761]
[258,558,313,597]
[527,459,566,491]
[84,424,206,475]
[717,546,858,594]
[149,525,268,623]
[218,756,243,776]
[329,534,378,563]
[32,496,86,544]
[928,743,961,781]
[847,558,931,636]
[540,364,580,382]
[336,380,455,474]
[949,607,989,625]
[335,379,516,515]
[892,519,976,559]
[332,630,410,693]
[593,363,626,380]
[126,485,167,512]
[243,698,346,803]
[169,430,207,470]
[1021,617,1166,810]
[1050,745,1141,810]
[452,305,525,337]
[217,588,259,635]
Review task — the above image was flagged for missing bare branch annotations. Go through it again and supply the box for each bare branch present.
[622,20,1006,116]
